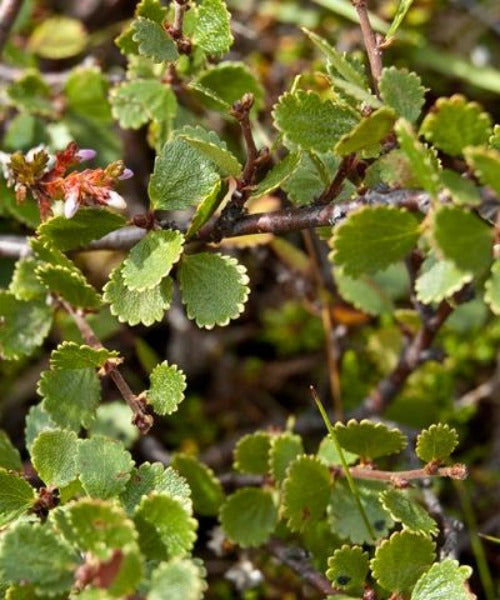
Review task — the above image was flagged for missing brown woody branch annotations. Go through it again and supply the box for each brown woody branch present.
[0,0,23,54]
[362,294,465,415]
[265,538,338,596]
[0,189,430,258]
[59,300,153,434]
[351,0,383,95]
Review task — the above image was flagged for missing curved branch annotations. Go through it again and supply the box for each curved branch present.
[0,0,23,54]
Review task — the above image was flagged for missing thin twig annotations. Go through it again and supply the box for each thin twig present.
[230,93,263,188]
[318,154,357,205]
[347,463,468,482]
[362,297,459,414]
[265,538,338,596]
[303,231,343,421]
[59,300,153,434]
[0,0,23,54]
[166,0,192,54]
[351,0,383,95]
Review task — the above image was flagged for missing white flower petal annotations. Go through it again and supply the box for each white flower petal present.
[106,190,127,210]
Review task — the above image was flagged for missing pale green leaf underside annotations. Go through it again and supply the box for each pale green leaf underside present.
[415,255,472,304]
[122,229,184,292]
[411,559,473,600]
[103,263,173,326]
[331,206,420,277]
[251,151,301,199]
[328,482,394,545]
[37,208,126,251]
[131,17,179,63]
[0,431,22,470]
[31,429,79,487]
[148,559,207,600]
[335,106,396,156]
[381,489,438,535]
[147,361,186,416]
[193,0,233,57]
[177,125,242,177]
[110,80,177,129]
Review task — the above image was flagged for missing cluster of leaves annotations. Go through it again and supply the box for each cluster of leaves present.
[0,410,471,598]
[0,0,498,597]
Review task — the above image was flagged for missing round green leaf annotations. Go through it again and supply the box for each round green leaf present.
[148,138,220,211]
[122,230,184,292]
[333,419,407,460]
[171,454,224,517]
[381,489,438,535]
[415,255,472,305]
[220,487,278,548]
[65,498,137,559]
[464,146,500,195]
[234,432,272,475]
[37,209,126,251]
[485,260,500,315]
[0,431,22,471]
[0,292,53,360]
[9,258,46,301]
[39,367,101,430]
[178,252,250,329]
[0,522,77,594]
[411,559,473,600]
[269,432,304,483]
[49,342,120,371]
[331,206,420,277]
[134,492,197,560]
[326,545,369,592]
[379,67,426,123]
[77,436,134,499]
[193,0,233,57]
[370,531,435,593]
[31,429,79,488]
[282,455,331,532]
[328,482,393,544]
[29,17,87,59]
[416,424,459,464]
[131,17,179,63]
[0,469,35,526]
[421,95,492,156]
[147,361,186,416]
[121,462,192,515]
[335,107,396,156]
[273,90,358,153]
[35,264,101,309]
[148,559,207,600]
[432,206,493,276]
[103,264,173,327]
